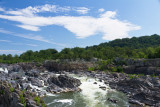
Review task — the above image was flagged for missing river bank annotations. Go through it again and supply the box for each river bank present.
[0,60,160,107]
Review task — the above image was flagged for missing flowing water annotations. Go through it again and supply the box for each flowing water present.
[0,68,129,106]
[43,74,129,107]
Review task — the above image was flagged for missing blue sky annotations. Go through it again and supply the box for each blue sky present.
[0,0,160,54]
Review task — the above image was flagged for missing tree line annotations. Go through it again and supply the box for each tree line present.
[1,34,160,64]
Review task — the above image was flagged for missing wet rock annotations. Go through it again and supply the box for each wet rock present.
[48,75,81,88]
[46,84,62,93]
[47,75,81,93]
[93,82,97,84]
[25,70,40,77]
[38,91,46,97]
[28,78,44,87]
[107,98,118,103]
[7,64,23,73]
[99,86,106,90]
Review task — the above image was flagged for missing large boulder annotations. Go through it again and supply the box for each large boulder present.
[25,70,40,77]
[47,75,81,93]
[7,64,23,73]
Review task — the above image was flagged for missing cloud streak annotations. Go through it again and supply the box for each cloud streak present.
[5,4,89,16]
[26,44,38,47]
[0,39,11,42]
[0,50,24,54]
[0,28,66,47]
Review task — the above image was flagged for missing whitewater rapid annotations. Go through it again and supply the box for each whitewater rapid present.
[44,74,129,107]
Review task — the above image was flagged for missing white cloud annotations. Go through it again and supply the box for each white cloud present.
[0,7,4,11]
[0,50,24,54]
[0,39,11,42]
[0,10,141,40]
[6,4,62,16]
[5,4,88,16]
[0,28,66,46]
[26,44,38,47]
[17,25,40,31]
[74,7,90,14]
[98,8,105,12]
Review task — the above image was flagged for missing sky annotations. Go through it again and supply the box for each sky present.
[0,0,160,54]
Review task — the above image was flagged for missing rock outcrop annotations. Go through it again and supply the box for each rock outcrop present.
[44,60,95,72]
[0,80,46,107]
[47,75,81,93]
[109,76,160,106]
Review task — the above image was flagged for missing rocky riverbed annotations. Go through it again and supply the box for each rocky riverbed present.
[0,61,160,107]
[71,70,160,107]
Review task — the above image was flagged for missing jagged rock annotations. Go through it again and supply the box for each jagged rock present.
[0,80,45,107]
[93,82,97,84]
[107,98,118,103]
[99,86,106,90]
[25,70,40,77]
[47,75,81,93]
[109,76,160,106]
[28,78,44,87]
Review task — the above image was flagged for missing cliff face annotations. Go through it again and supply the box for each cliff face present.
[122,58,160,75]
[43,60,95,72]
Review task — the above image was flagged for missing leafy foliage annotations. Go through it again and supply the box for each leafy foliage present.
[10,87,14,92]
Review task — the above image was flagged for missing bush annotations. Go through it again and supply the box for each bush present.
[20,94,26,107]
[129,75,136,79]
[116,66,123,72]
[0,90,4,94]
[88,67,95,71]
[112,67,117,72]
[34,96,41,106]
[10,87,14,92]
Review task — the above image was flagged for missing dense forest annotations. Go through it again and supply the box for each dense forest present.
[1,34,160,64]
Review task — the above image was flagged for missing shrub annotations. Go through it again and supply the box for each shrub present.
[29,92,33,96]
[129,75,136,79]
[88,67,95,71]
[36,63,41,67]
[0,90,4,94]
[20,94,26,107]
[10,87,14,92]
[116,66,123,72]
[112,67,117,72]
[34,96,41,106]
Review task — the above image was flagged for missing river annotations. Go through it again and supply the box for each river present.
[43,74,129,107]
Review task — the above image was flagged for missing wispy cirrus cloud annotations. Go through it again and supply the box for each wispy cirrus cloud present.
[26,44,38,47]
[4,4,89,16]
[0,39,11,42]
[73,7,90,14]
[0,28,66,47]
[0,50,24,54]
[98,8,105,12]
